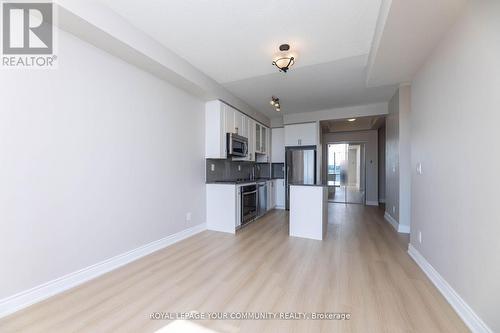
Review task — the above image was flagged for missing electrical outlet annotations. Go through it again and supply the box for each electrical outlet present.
[392,206,396,214]
[210,164,215,172]
[238,165,241,171]
[418,231,422,243]
[186,212,192,222]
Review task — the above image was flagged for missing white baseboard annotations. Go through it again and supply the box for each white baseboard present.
[398,224,410,233]
[408,245,492,333]
[275,205,286,210]
[366,201,379,206]
[0,223,206,319]
[384,212,410,234]
[384,212,399,229]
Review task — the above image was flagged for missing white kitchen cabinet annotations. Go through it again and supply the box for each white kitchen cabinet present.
[284,122,318,147]
[275,179,285,209]
[255,123,270,154]
[224,104,247,137]
[206,183,238,234]
[267,180,276,210]
[271,128,285,163]
[205,100,227,159]
[235,111,246,137]
[206,100,268,161]
[261,126,268,154]
[255,123,262,153]
[224,103,236,135]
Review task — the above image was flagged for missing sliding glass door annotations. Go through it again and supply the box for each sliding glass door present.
[327,143,366,204]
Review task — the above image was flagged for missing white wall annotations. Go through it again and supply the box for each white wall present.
[385,86,411,231]
[322,130,378,204]
[56,1,270,126]
[398,86,411,231]
[283,102,388,125]
[386,93,400,221]
[0,29,206,299]
[411,1,500,331]
[378,125,386,202]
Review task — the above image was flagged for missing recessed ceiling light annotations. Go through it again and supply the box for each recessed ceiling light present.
[347,118,356,122]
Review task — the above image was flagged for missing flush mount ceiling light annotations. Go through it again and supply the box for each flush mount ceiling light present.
[347,118,357,122]
[272,44,295,73]
[270,96,281,112]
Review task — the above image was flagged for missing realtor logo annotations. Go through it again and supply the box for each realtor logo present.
[1,1,57,68]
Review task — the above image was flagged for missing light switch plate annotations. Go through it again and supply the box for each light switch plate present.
[416,163,423,175]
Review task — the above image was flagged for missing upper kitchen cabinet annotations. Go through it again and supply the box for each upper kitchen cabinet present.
[255,123,269,155]
[206,100,227,159]
[222,103,248,137]
[271,128,285,163]
[206,100,262,160]
[284,122,318,147]
[247,118,256,161]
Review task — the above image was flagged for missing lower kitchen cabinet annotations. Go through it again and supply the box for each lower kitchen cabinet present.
[275,179,285,209]
[267,180,276,211]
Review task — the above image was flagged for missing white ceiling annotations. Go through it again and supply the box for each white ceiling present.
[366,0,468,87]
[223,55,396,115]
[98,0,400,117]
[321,115,385,133]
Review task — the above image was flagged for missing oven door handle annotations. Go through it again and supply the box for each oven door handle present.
[242,190,257,195]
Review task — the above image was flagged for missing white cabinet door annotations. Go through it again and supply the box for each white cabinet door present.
[247,118,255,161]
[205,100,226,159]
[284,123,318,146]
[261,126,268,154]
[266,180,273,211]
[299,122,317,146]
[276,179,285,208]
[240,115,248,138]
[234,112,245,136]
[271,128,285,163]
[224,104,236,134]
[271,180,277,209]
[235,185,242,228]
[255,123,262,153]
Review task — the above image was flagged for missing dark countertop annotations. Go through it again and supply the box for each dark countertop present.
[289,183,327,187]
[206,181,254,185]
[206,178,271,185]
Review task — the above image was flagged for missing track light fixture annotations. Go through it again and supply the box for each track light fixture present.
[270,96,281,112]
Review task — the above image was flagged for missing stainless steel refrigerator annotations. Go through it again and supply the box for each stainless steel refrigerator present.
[285,146,317,210]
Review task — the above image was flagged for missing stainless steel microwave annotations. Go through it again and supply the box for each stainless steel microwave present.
[227,133,248,157]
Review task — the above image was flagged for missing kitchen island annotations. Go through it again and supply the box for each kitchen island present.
[289,184,328,240]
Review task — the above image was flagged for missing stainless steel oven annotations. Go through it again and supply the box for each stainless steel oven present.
[227,133,248,157]
[241,184,258,226]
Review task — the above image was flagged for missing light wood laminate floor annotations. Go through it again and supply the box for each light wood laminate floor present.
[0,204,468,333]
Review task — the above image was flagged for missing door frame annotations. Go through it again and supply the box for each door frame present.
[325,141,367,205]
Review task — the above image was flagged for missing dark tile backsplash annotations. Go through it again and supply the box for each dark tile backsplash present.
[206,159,271,182]
[272,163,285,179]
[256,163,271,179]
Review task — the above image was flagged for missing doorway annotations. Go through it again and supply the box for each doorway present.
[327,143,366,204]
